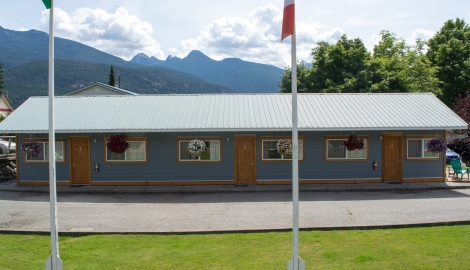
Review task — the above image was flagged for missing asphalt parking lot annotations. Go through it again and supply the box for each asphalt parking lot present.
[1,181,470,233]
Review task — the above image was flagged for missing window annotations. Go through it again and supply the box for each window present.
[325,136,368,161]
[178,138,221,162]
[261,137,304,162]
[105,138,147,163]
[407,137,439,159]
[24,139,65,163]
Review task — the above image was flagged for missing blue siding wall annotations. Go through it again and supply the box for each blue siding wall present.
[17,130,444,183]
[402,130,444,178]
[92,132,234,182]
[257,131,384,181]
[17,134,70,183]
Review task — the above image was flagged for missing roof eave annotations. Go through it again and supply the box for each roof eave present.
[6,125,468,134]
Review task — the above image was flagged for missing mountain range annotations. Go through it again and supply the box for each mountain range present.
[130,51,283,94]
[0,26,283,107]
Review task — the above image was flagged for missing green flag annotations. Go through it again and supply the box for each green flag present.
[42,0,51,9]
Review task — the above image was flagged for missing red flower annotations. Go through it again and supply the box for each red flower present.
[107,133,130,154]
[344,134,365,151]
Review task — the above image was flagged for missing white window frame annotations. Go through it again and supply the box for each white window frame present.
[325,137,368,161]
[178,138,222,162]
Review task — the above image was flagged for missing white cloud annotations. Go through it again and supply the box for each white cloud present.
[40,7,164,60]
[365,34,383,52]
[364,29,436,54]
[176,4,344,68]
[407,28,435,43]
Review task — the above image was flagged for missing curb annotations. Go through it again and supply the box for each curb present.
[2,221,470,236]
[2,180,470,195]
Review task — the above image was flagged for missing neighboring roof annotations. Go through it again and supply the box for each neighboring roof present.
[0,95,14,112]
[65,82,139,96]
[0,93,466,133]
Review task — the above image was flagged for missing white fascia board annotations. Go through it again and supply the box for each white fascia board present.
[9,125,467,134]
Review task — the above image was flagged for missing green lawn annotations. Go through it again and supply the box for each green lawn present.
[1,225,470,269]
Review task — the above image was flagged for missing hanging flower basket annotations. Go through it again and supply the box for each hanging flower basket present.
[107,133,130,154]
[276,139,293,156]
[426,138,447,154]
[21,141,42,158]
[344,134,365,151]
[187,139,206,158]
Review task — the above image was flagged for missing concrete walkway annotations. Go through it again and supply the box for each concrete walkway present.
[1,179,470,194]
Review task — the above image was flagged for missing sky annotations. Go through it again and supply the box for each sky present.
[0,0,469,68]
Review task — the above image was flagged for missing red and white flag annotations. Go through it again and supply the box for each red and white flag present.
[281,0,295,41]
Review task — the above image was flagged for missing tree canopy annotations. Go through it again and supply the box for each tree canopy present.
[280,31,441,96]
[426,18,470,107]
[366,31,440,95]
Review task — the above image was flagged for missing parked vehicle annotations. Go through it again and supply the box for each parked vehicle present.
[446,148,460,164]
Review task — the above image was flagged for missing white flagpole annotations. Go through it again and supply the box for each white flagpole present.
[287,15,305,270]
[291,31,302,270]
[45,1,62,269]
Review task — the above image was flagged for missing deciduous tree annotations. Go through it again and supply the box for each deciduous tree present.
[366,31,440,95]
[279,35,370,93]
[427,18,470,106]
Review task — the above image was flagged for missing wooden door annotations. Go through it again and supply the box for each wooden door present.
[382,134,402,181]
[70,137,90,185]
[234,136,256,184]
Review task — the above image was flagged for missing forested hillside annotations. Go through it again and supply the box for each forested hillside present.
[4,59,234,107]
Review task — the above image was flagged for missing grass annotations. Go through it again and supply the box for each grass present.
[1,225,470,269]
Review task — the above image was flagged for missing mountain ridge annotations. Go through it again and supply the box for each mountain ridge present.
[131,50,283,93]
[0,26,282,107]
[3,59,234,107]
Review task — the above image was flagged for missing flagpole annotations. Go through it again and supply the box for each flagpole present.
[45,0,62,269]
[290,30,304,270]
[282,1,304,268]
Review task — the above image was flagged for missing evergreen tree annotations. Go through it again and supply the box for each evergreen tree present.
[108,66,116,87]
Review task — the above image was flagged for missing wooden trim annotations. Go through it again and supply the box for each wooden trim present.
[443,130,447,180]
[176,137,222,163]
[17,178,444,186]
[259,136,305,162]
[90,180,235,186]
[324,135,369,162]
[22,138,66,164]
[15,133,19,185]
[104,137,148,164]
[257,179,383,184]
[405,135,441,161]
[17,181,71,186]
[402,178,445,183]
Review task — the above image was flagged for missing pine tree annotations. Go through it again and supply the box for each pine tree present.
[108,66,116,87]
